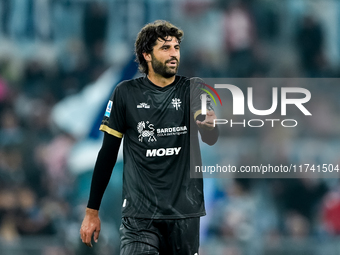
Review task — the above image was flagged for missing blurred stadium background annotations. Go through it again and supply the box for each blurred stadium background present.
[0,0,340,254]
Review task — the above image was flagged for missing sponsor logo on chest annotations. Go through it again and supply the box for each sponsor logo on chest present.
[136,97,182,110]
[146,147,181,157]
[156,126,187,137]
[137,102,150,108]
[137,121,188,141]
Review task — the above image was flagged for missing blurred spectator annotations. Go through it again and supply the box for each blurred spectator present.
[16,186,56,236]
[271,178,328,236]
[250,0,279,41]
[22,59,47,97]
[0,188,19,242]
[36,132,75,199]
[83,2,108,62]
[296,15,325,77]
[285,211,310,239]
[58,39,89,89]
[223,1,256,77]
[0,107,23,147]
[207,179,264,254]
[0,77,9,103]
[0,186,57,240]
[0,146,25,187]
[321,189,340,235]
[81,2,109,84]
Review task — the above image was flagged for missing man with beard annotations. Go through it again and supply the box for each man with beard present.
[80,20,218,255]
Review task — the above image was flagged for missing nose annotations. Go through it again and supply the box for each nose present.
[169,46,179,59]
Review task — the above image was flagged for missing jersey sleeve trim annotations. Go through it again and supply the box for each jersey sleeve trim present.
[194,110,202,120]
[99,124,123,138]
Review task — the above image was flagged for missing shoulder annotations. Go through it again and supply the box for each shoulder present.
[116,77,143,89]
[174,75,190,89]
[189,77,205,86]
[176,75,190,83]
[175,76,204,85]
[112,77,145,95]
[174,76,205,92]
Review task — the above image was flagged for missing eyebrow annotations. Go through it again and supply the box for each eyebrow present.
[157,37,180,46]
[160,43,180,48]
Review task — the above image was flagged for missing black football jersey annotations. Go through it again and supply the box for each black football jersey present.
[100,76,208,219]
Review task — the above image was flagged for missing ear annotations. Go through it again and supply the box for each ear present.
[143,52,152,62]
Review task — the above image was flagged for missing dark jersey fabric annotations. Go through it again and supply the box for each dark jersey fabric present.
[100,76,209,219]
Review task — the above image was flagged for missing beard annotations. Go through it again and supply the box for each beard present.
[151,54,179,78]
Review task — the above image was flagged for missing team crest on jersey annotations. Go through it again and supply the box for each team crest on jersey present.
[137,121,157,142]
[172,98,181,110]
[137,102,150,109]
[105,100,113,117]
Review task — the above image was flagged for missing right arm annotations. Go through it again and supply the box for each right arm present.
[80,132,122,247]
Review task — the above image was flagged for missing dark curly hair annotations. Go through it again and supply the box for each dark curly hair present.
[135,20,184,74]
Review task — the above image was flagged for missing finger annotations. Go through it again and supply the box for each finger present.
[206,114,216,121]
[205,118,215,126]
[203,118,213,124]
[202,122,215,130]
[196,120,204,127]
[82,226,93,246]
[83,232,93,247]
[93,229,100,243]
[82,232,87,245]
[206,110,215,116]
[81,226,87,241]
[201,119,214,126]
[84,229,93,245]
[81,234,92,247]
[80,228,86,243]
[207,117,216,123]
[84,242,93,248]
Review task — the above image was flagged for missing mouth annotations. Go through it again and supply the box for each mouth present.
[166,60,178,67]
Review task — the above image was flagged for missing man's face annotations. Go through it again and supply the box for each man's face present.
[149,36,180,78]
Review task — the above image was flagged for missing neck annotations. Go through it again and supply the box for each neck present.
[147,71,176,87]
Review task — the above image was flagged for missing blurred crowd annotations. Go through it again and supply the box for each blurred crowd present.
[0,0,339,254]
[0,1,110,254]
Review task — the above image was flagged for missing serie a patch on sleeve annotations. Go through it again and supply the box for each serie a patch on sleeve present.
[105,100,113,117]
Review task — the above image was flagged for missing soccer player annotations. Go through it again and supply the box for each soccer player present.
[80,20,218,255]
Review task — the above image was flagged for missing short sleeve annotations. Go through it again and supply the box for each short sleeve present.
[190,77,214,120]
[99,83,127,138]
